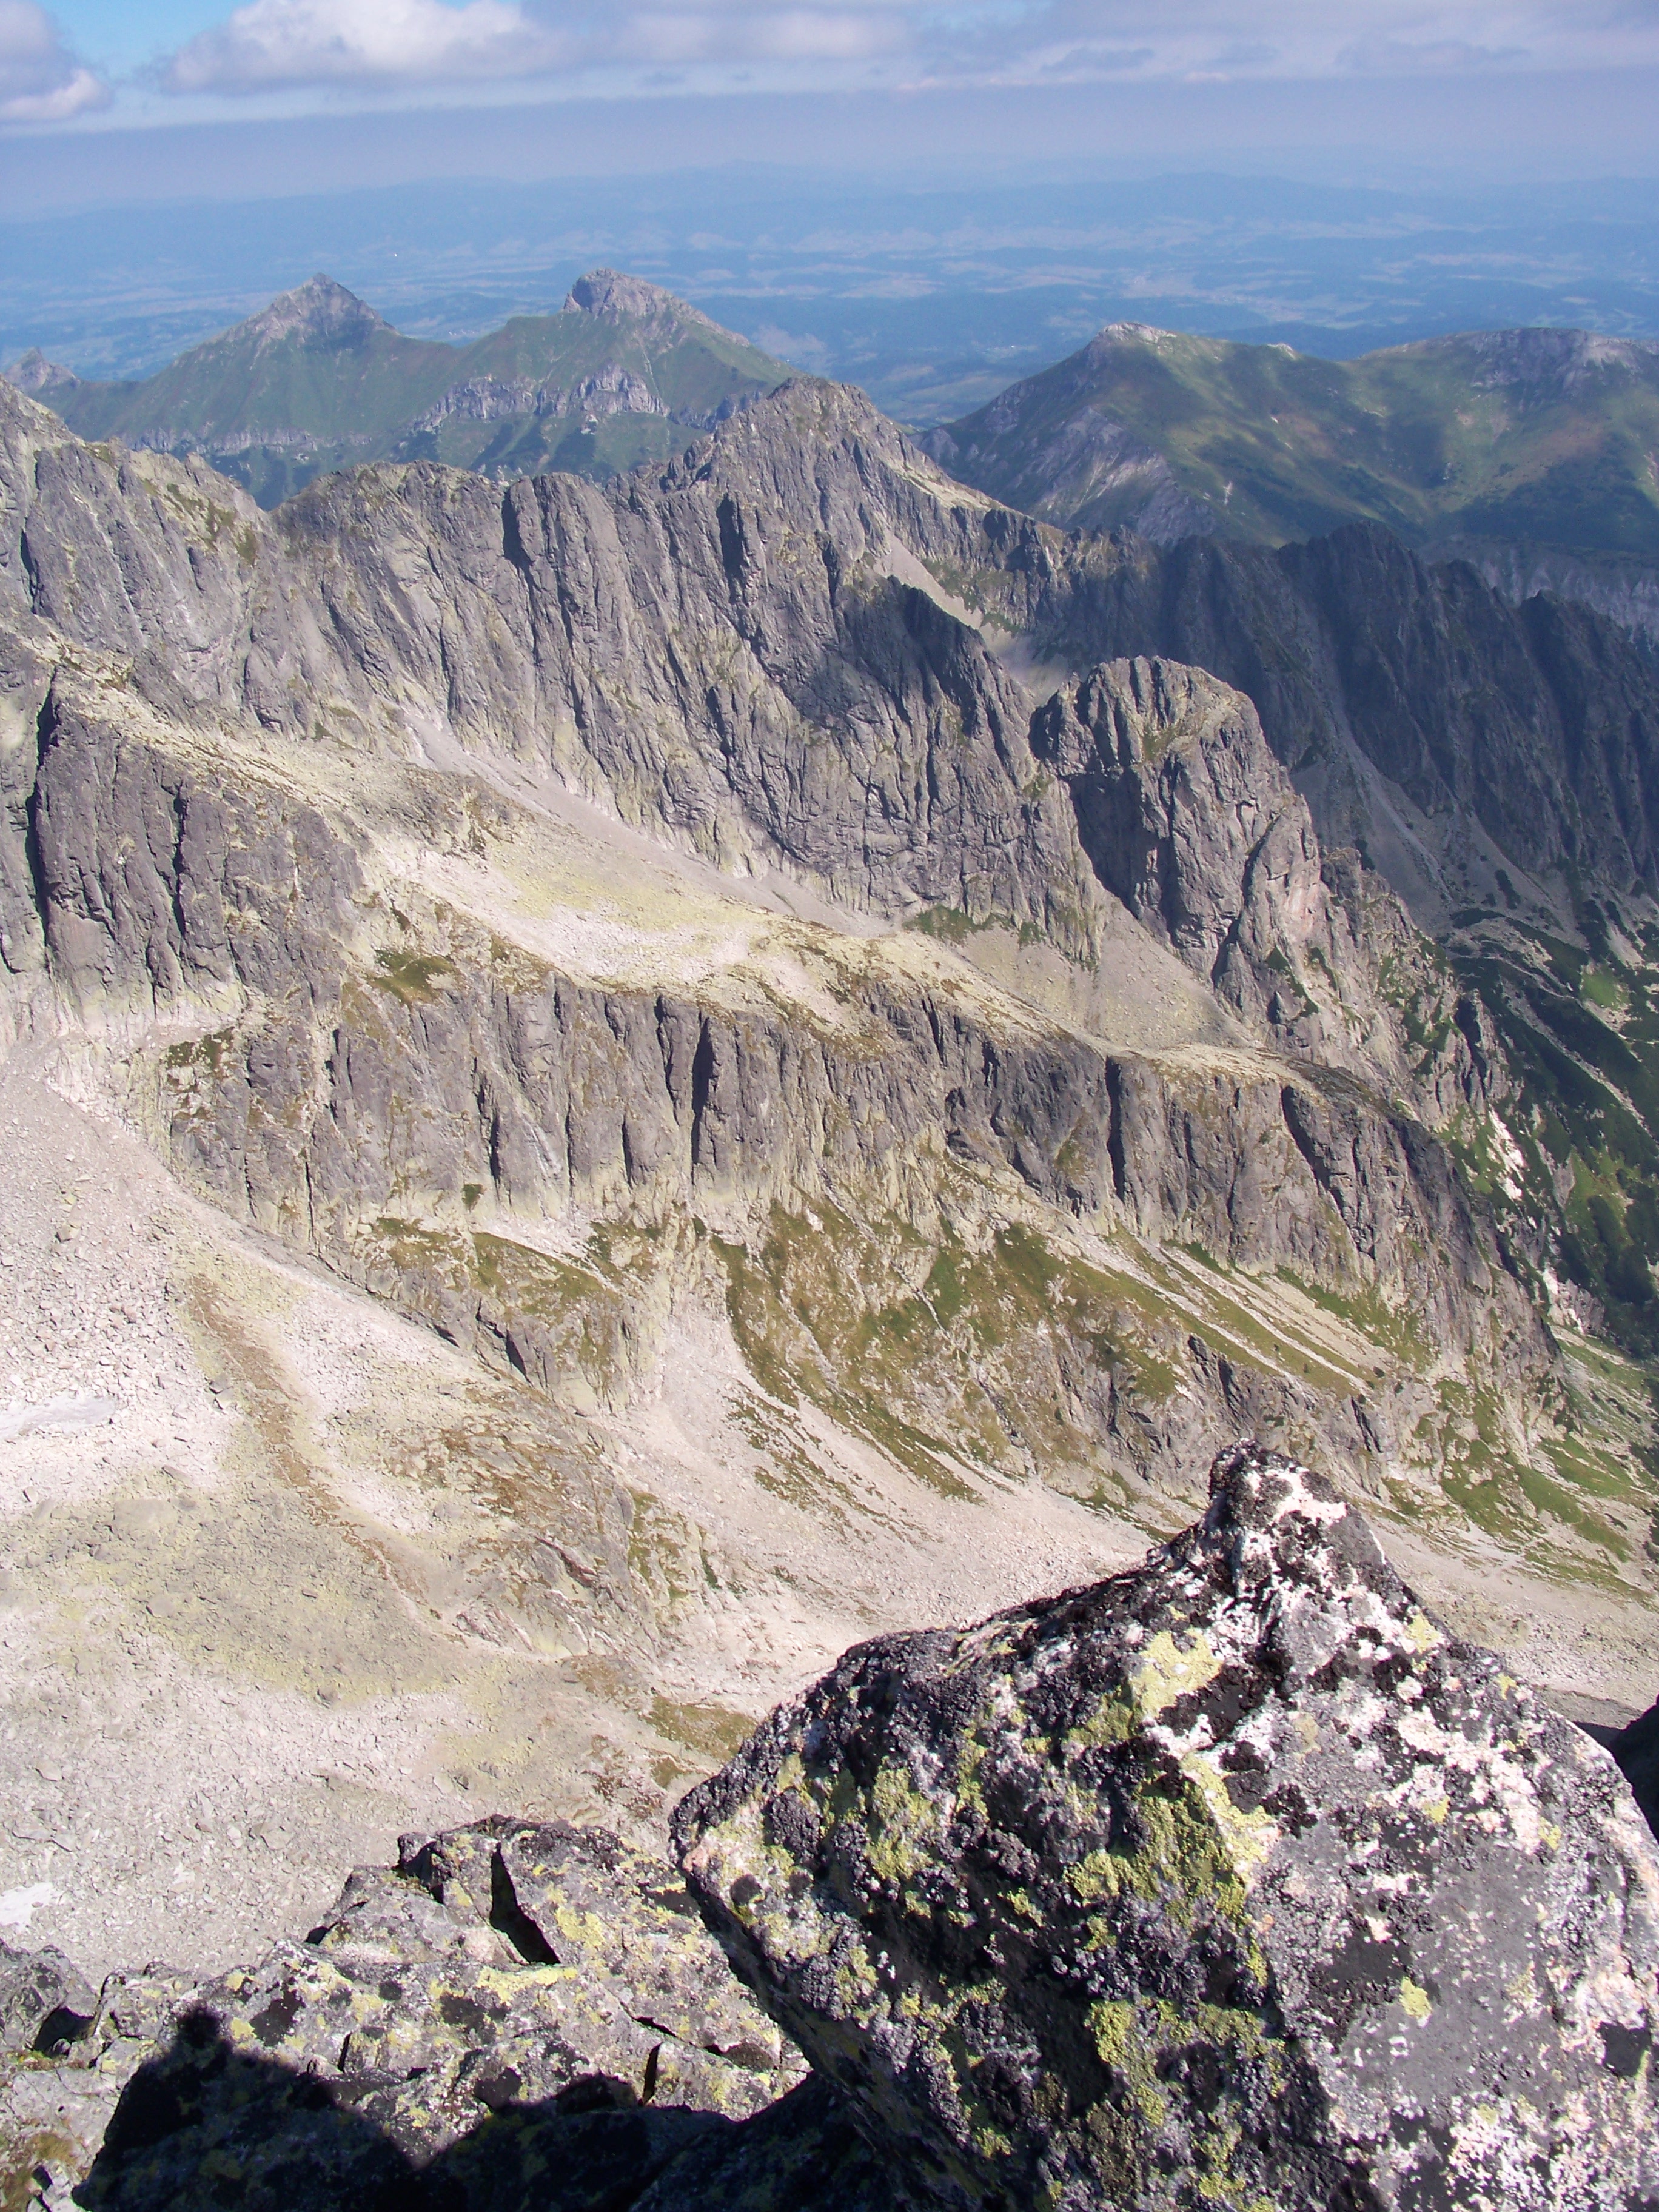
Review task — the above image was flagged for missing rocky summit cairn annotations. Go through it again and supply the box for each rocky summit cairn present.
[677,1444,1659,2211]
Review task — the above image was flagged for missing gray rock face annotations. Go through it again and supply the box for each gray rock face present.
[3,1818,873,2211]
[677,1444,1659,2211]
[9,677,1533,1427]
[0,376,1098,957]
[0,1939,95,2057]
[0,369,1497,1101]
[1426,535,1659,651]
[1029,655,1457,1086]
[0,372,1556,1506]
[2,350,80,398]
[1024,520,1659,912]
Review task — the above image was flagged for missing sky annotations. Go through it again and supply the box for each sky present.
[0,4,1654,233]
[0,2,1654,156]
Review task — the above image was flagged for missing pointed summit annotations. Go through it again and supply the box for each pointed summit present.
[2,347,80,395]
[22,268,789,508]
[240,274,390,351]
[563,269,716,333]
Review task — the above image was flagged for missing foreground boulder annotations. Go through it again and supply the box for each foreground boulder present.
[676,1444,1659,2211]
[2,1818,910,2210]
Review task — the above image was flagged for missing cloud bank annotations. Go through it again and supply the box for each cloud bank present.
[11,0,1656,121]
[155,0,1659,98]
[166,0,569,93]
[0,0,105,120]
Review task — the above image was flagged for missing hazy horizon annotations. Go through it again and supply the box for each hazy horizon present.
[4,4,1657,424]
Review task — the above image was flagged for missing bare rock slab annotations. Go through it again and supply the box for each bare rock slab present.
[676,1444,1659,2211]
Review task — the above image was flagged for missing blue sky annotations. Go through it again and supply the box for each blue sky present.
[4,2,1658,189]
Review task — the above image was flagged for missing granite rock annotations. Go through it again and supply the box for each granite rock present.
[1,1818,846,2211]
[0,1939,96,2058]
[677,1443,1659,2211]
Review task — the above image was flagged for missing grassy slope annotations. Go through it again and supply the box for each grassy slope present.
[938,326,1659,560]
[44,289,789,504]
[50,322,458,446]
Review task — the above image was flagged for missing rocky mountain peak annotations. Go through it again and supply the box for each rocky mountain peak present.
[564,267,715,331]
[1398,324,1659,395]
[1087,320,1167,347]
[1,347,80,395]
[238,273,389,352]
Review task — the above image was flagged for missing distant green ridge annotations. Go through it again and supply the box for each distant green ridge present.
[8,269,791,509]
[924,323,1659,568]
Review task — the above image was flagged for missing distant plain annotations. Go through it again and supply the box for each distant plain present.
[5,167,1659,425]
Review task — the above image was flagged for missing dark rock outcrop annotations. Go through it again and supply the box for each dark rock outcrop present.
[0,1940,95,2059]
[9,1453,1659,2209]
[678,1444,1659,2211]
[2,1818,891,2211]
[1608,1696,1659,1844]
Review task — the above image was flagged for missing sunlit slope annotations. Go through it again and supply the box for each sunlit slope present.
[41,278,455,472]
[24,270,790,507]
[927,323,1659,562]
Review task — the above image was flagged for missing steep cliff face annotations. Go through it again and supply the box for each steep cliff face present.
[13,662,1530,1433]
[1008,520,1659,916]
[977,517,1659,1352]
[5,356,1659,2040]
[1027,655,1467,1096]
[0,366,1653,1969]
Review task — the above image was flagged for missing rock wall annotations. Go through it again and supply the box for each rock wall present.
[11,683,1544,1432]
[0,375,1569,1515]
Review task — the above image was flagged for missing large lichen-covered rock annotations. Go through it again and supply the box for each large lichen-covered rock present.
[676,1444,1659,2211]
[5,1817,820,2211]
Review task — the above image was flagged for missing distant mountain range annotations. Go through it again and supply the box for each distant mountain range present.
[922,323,1659,634]
[4,269,789,508]
[10,281,1659,645]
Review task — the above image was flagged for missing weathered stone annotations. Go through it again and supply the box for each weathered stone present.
[3,1818,821,2209]
[1028,654,1449,1091]
[677,1443,1659,2211]
[0,1937,96,2056]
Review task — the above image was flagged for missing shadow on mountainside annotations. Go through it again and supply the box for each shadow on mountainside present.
[72,2008,897,2212]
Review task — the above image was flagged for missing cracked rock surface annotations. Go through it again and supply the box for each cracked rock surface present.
[677,1444,1659,2211]
[0,1817,893,2211]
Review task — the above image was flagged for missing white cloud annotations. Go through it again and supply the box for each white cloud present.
[0,1,107,121]
[151,0,1659,102]
[1338,35,1530,70]
[907,1,1657,86]
[166,0,569,93]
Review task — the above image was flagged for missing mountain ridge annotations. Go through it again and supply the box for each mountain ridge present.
[923,318,1659,639]
[4,269,789,507]
[1,366,1657,2036]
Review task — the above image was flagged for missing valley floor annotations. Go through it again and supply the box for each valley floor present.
[0,1044,1142,1980]
[2,1027,1654,1980]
